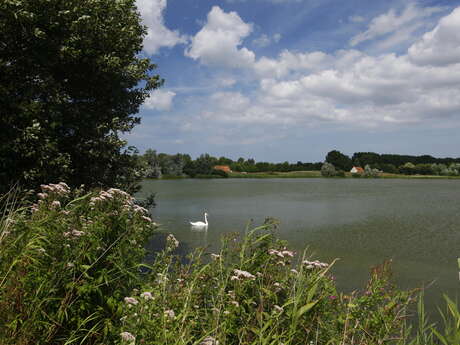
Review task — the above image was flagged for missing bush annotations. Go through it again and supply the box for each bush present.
[211,169,229,178]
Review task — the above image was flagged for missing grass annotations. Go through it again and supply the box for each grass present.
[1,184,460,344]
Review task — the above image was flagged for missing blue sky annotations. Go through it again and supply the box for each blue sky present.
[126,0,460,162]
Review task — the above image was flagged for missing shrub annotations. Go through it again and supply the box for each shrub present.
[211,169,229,178]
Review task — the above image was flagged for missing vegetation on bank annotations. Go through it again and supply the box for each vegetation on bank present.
[2,184,460,344]
[138,150,460,180]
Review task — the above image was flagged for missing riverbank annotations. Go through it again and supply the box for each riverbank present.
[147,170,460,179]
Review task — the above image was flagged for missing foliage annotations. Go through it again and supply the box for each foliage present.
[352,152,460,173]
[0,0,163,194]
[211,168,229,178]
[140,151,323,178]
[183,154,217,177]
[141,149,163,179]
[325,150,353,171]
[363,164,380,178]
[321,162,337,177]
[0,183,157,344]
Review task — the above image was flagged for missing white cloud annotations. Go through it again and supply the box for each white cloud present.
[144,89,176,111]
[408,7,460,66]
[252,33,282,48]
[254,50,332,78]
[190,6,460,130]
[185,6,255,68]
[350,2,445,48]
[136,0,187,54]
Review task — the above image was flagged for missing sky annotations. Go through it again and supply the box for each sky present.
[125,0,460,162]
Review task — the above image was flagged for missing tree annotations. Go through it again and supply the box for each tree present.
[321,162,337,177]
[142,149,162,178]
[0,0,162,194]
[325,150,353,171]
[363,164,379,178]
[399,162,416,175]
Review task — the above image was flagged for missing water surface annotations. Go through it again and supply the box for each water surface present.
[139,178,460,314]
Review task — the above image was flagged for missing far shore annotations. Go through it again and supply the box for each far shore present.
[146,171,460,180]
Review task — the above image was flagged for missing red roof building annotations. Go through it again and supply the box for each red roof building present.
[350,166,364,174]
[213,165,232,173]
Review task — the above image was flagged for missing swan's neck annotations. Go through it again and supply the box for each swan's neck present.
[204,213,208,225]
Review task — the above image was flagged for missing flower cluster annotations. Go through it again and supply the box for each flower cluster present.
[268,248,295,258]
[120,331,136,342]
[230,269,256,281]
[63,229,85,238]
[303,260,329,269]
[124,297,139,306]
[90,188,133,205]
[140,291,153,300]
[166,234,179,250]
[39,182,70,197]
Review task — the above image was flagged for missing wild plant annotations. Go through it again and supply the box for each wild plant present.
[0,183,157,344]
[116,223,415,345]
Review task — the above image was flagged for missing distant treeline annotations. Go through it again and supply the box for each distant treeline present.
[325,150,460,176]
[138,149,323,178]
[138,149,460,178]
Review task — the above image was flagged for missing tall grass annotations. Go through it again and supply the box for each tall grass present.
[0,184,459,344]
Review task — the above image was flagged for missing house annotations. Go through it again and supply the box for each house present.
[350,166,364,174]
[213,165,232,173]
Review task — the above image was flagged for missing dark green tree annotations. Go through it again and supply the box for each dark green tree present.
[325,150,353,171]
[0,0,163,194]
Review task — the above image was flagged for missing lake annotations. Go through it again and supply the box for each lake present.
[138,178,460,316]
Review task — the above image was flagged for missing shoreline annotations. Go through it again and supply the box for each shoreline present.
[146,171,460,180]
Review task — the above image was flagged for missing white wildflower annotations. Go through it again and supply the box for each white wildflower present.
[164,309,175,319]
[140,291,153,300]
[166,234,179,249]
[120,331,135,342]
[141,215,152,222]
[37,193,47,200]
[124,297,138,305]
[66,262,75,268]
[71,229,85,237]
[51,200,61,209]
[303,260,329,269]
[232,269,255,280]
[282,250,294,257]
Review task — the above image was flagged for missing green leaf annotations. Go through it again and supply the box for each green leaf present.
[297,300,318,318]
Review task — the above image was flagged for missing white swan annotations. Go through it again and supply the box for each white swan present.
[190,212,208,228]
